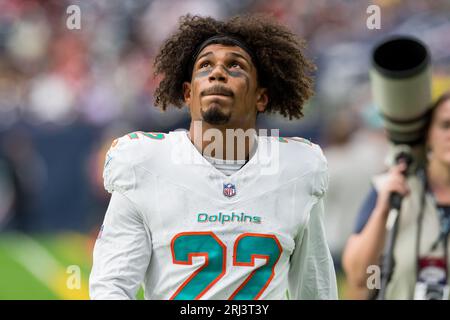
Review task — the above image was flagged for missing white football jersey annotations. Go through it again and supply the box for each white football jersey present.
[89,130,337,300]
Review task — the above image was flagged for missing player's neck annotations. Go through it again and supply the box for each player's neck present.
[188,120,257,161]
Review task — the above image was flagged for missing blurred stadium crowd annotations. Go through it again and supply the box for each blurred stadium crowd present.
[1,0,450,298]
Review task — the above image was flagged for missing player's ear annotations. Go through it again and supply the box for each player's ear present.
[256,88,268,113]
[183,82,191,106]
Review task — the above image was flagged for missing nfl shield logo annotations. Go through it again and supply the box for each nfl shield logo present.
[223,183,236,198]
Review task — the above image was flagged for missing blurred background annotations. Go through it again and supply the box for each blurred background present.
[0,0,449,299]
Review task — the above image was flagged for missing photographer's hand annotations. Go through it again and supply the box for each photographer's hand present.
[374,161,410,218]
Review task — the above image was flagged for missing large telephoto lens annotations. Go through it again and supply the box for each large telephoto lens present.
[370,36,431,146]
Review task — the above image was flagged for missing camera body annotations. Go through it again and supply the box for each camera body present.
[414,282,450,300]
[414,257,449,300]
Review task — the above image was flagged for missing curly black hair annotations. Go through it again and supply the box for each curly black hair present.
[153,14,316,119]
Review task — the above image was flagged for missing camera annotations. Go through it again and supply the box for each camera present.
[370,36,432,170]
[414,282,450,300]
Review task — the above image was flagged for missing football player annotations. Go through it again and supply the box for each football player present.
[89,14,337,300]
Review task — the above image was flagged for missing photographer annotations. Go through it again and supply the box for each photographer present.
[343,93,450,299]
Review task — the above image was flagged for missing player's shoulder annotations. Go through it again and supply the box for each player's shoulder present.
[272,136,327,170]
[106,131,169,164]
[103,131,169,193]
[277,137,328,196]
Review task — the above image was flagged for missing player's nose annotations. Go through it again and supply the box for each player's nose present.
[208,65,228,83]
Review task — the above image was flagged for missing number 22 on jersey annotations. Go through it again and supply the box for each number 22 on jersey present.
[170,232,282,300]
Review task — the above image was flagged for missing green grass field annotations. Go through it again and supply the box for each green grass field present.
[0,232,346,300]
[0,232,148,300]
[0,232,93,299]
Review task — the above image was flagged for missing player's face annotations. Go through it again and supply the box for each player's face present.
[428,99,450,166]
[183,44,268,127]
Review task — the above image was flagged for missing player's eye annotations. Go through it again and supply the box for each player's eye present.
[229,61,242,69]
[199,61,211,69]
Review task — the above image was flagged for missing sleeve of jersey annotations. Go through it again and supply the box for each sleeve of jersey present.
[288,198,338,299]
[103,137,135,194]
[312,143,329,198]
[89,191,152,300]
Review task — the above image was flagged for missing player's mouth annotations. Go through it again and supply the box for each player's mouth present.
[201,85,234,98]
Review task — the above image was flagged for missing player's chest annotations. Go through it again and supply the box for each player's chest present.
[134,173,312,246]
